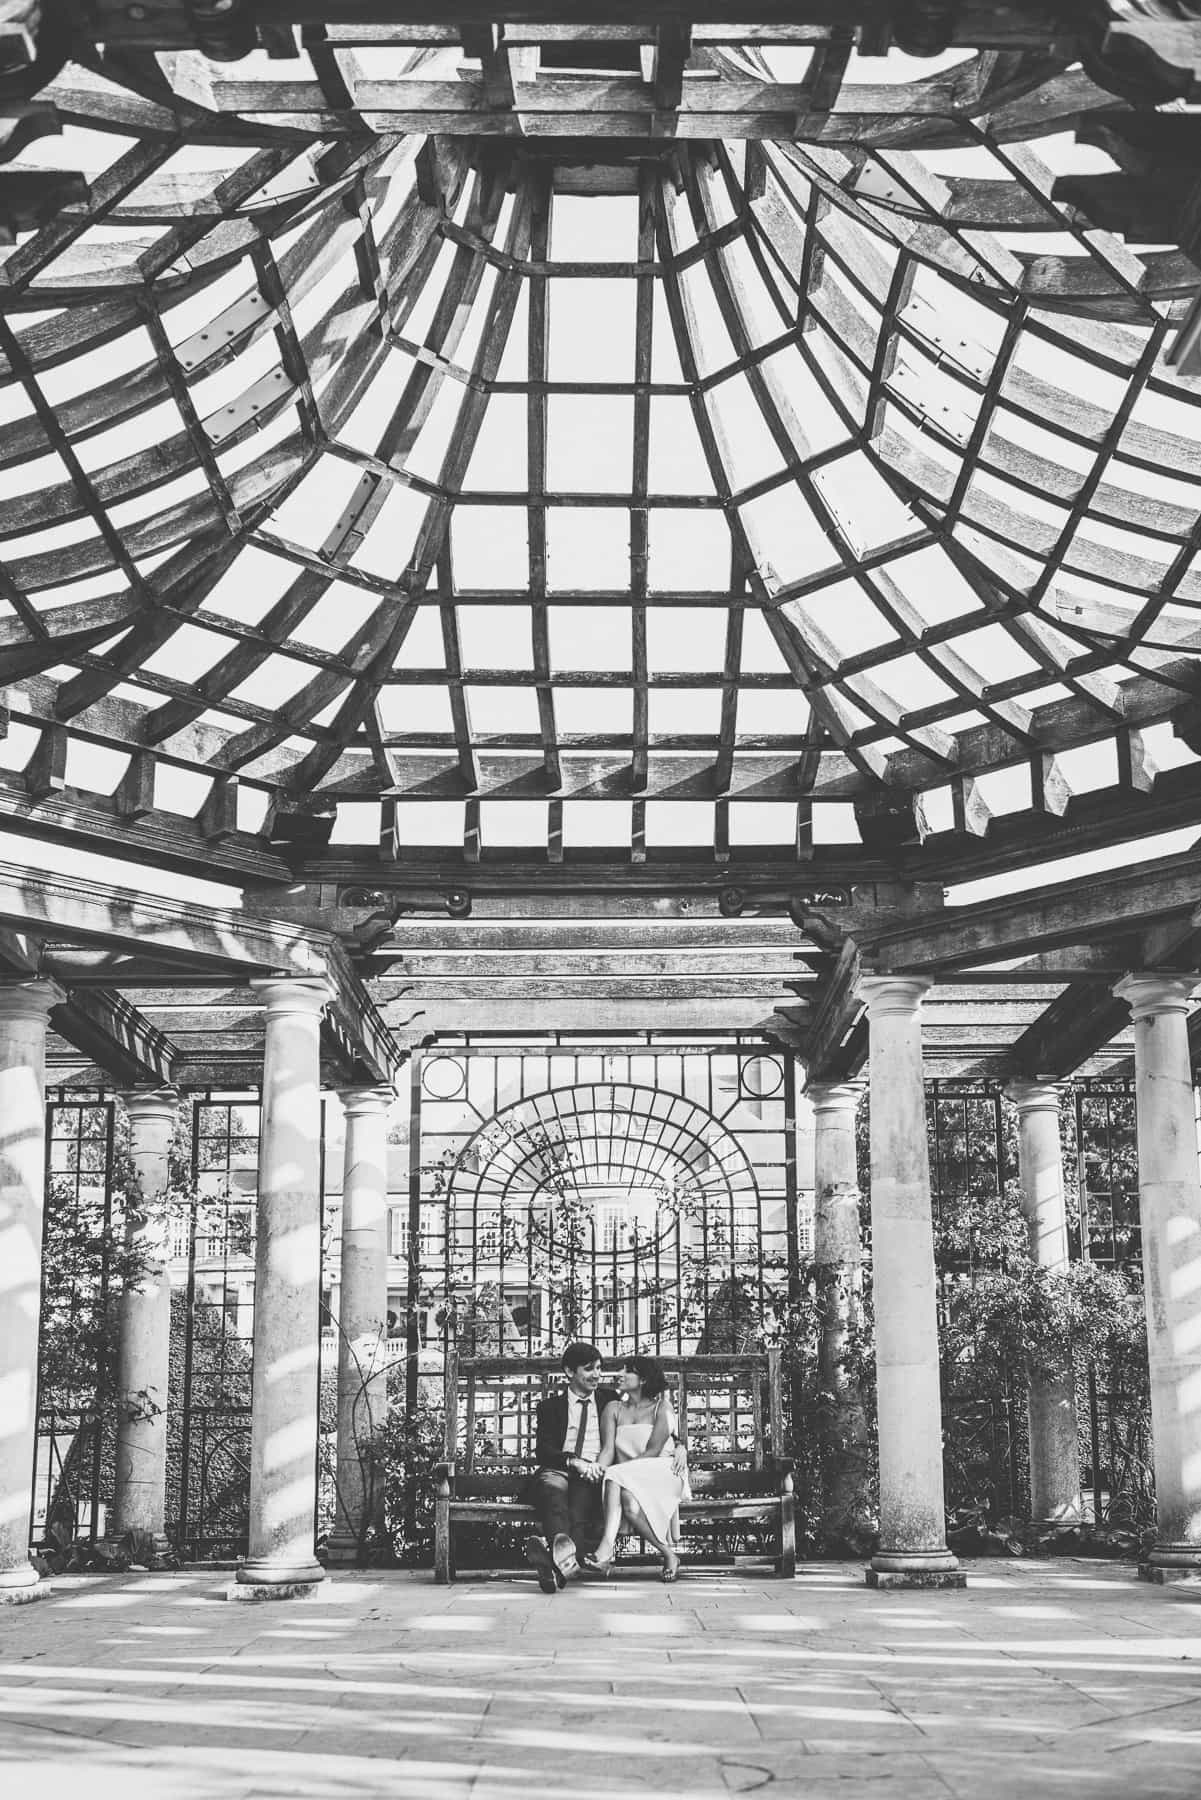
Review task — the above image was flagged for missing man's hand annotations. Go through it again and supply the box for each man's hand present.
[570,1457,603,1482]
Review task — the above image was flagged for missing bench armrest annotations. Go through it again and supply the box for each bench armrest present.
[432,1461,456,1495]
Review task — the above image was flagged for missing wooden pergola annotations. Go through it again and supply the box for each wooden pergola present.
[3,1,1201,1604]
[2,7,1201,1080]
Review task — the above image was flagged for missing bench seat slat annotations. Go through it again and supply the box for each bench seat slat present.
[446,1500,786,1522]
[450,1472,783,1499]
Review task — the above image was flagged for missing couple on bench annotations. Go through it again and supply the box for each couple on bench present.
[526,1341,689,1591]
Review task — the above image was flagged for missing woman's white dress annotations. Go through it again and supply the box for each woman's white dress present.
[603,1409,684,1545]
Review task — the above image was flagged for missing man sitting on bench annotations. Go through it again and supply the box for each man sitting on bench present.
[525,1341,616,1593]
[526,1342,688,1593]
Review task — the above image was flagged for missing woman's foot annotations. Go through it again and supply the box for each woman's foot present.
[661,1552,681,1583]
[582,1543,616,1574]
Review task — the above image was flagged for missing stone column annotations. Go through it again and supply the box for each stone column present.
[327,1085,393,1565]
[1004,1081,1082,1526]
[111,1089,179,1555]
[858,975,964,1589]
[1113,973,1201,1579]
[235,975,331,1597]
[807,1081,872,1551]
[0,977,64,1603]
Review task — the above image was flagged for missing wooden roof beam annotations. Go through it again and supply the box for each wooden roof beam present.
[1002,980,1128,1082]
[0,775,292,885]
[865,849,1201,976]
[0,858,330,975]
[796,935,868,1081]
[50,986,179,1087]
[323,940,408,1085]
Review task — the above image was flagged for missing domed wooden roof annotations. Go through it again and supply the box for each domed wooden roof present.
[2,26,1199,908]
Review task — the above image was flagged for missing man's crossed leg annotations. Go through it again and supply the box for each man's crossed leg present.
[526,1466,604,1593]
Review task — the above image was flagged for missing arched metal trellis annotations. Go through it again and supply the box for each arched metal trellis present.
[415,1047,796,1365]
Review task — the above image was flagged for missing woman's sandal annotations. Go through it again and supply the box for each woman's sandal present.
[582,1549,615,1577]
[661,1555,681,1584]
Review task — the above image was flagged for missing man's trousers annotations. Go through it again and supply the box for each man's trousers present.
[528,1466,604,1556]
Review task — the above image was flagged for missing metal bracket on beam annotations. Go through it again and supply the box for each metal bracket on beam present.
[340,884,472,921]
[202,365,292,447]
[719,884,852,920]
[176,288,272,375]
[183,0,254,63]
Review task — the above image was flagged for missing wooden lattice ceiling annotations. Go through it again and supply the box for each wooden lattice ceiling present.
[3,12,1201,1085]
[1,14,1201,913]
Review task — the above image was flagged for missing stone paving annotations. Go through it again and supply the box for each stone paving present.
[1,1560,1199,1799]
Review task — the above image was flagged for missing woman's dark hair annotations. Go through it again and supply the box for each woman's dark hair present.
[623,1354,667,1399]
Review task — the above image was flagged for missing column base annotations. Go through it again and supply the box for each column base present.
[1139,1545,1201,1585]
[231,1556,325,1601]
[0,1571,51,1606]
[867,1548,964,1590]
[866,1566,967,1590]
[228,1577,324,1603]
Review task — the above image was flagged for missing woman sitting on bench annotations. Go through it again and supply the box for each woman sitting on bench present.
[584,1354,687,1583]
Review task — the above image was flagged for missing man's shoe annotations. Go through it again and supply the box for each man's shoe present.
[551,1532,579,1582]
[525,1536,561,1595]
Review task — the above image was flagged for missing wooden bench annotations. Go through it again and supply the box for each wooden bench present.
[433,1349,796,1582]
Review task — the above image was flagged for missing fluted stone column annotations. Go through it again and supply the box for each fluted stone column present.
[235,975,331,1597]
[111,1089,179,1554]
[858,975,963,1589]
[327,1085,393,1565]
[1005,1081,1082,1526]
[1114,973,1201,1579]
[808,1082,872,1550]
[0,977,64,1603]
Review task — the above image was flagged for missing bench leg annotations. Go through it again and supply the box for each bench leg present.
[778,1484,797,1580]
[434,1496,452,1585]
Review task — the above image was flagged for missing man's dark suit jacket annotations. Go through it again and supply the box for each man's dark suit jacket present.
[534,1385,619,1472]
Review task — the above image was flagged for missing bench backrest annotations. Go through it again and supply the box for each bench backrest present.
[443,1349,784,1477]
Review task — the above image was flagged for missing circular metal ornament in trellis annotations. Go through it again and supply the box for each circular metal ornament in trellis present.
[740,1055,784,1101]
[423,1055,467,1101]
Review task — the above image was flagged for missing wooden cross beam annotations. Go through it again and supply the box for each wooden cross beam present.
[50,986,179,1087]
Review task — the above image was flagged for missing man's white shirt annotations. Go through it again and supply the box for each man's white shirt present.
[562,1389,601,1462]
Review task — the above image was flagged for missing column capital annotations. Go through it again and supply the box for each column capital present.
[249,975,332,1018]
[0,976,65,1024]
[855,973,932,1018]
[121,1087,179,1126]
[338,1084,395,1117]
[1113,972,1200,1022]
[805,1080,863,1116]
[1004,1079,1063,1115]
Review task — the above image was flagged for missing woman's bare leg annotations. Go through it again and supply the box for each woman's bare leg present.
[590,1478,626,1563]
[619,1494,676,1565]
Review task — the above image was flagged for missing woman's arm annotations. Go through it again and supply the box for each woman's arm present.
[594,1399,620,1471]
[645,1397,673,1458]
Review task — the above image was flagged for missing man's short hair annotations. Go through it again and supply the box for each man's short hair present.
[561,1341,603,1373]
